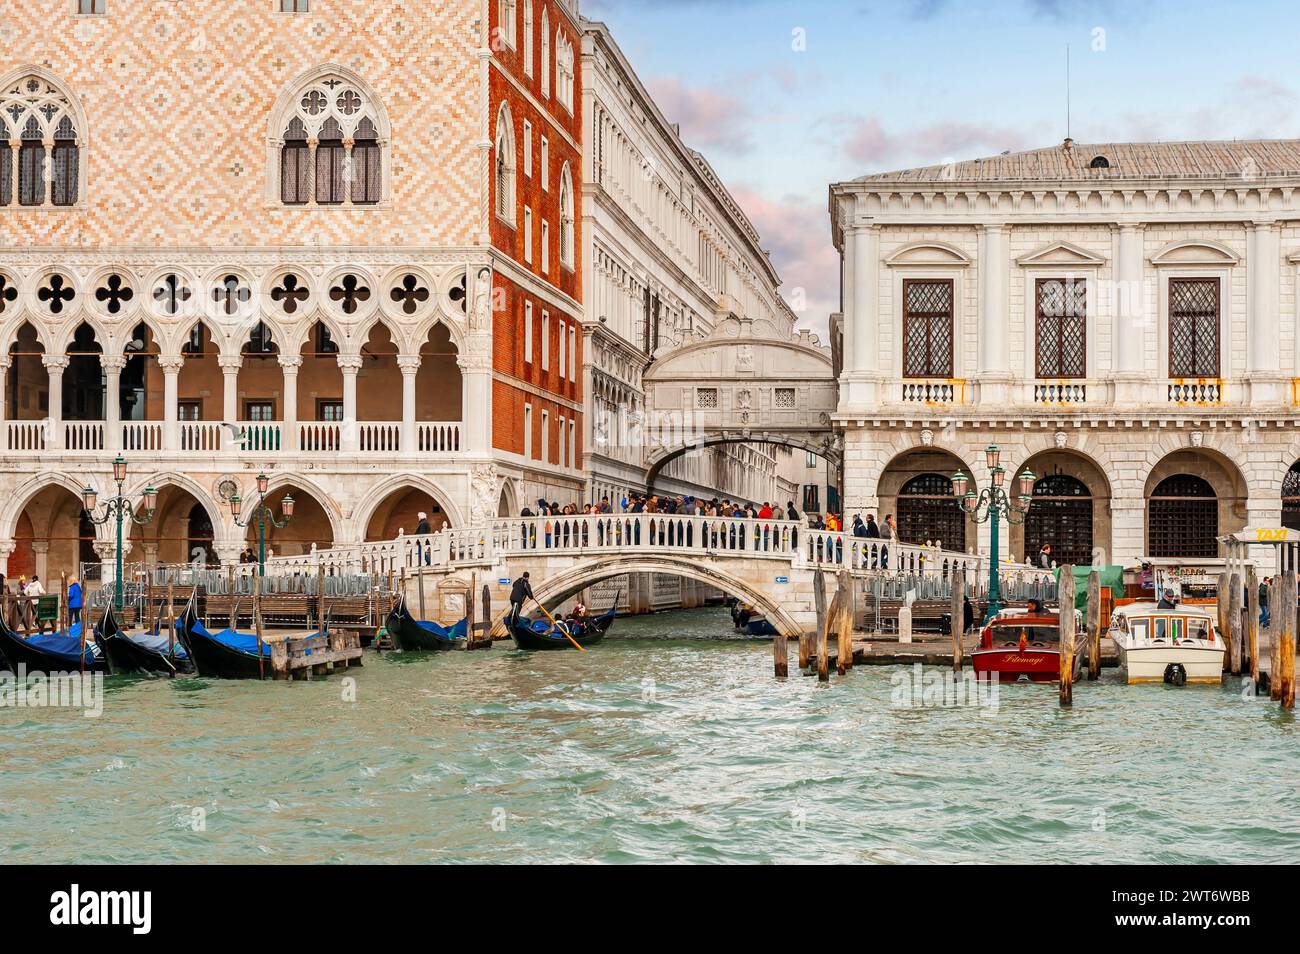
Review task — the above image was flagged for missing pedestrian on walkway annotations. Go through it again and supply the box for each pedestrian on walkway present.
[67,577,83,627]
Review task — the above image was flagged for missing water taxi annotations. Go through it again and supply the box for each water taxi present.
[971,607,1080,683]
[1108,602,1223,685]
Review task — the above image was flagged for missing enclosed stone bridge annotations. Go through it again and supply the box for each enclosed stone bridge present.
[268,514,1045,639]
[640,315,840,489]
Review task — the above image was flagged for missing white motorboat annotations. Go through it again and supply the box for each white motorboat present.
[1108,601,1224,685]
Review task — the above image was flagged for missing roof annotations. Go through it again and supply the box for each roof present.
[852,138,1300,184]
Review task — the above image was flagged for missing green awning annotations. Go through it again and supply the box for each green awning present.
[1053,565,1125,610]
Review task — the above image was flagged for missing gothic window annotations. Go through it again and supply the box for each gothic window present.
[897,473,966,552]
[559,162,575,268]
[541,7,551,98]
[1169,278,1219,378]
[495,104,516,223]
[275,71,385,207]
[3,75,81,207]
[555,29,575,112]
[523,0,534,76]
[1148,474,1217,558]
[1035,278,1086,378]
[1284,463,1300,531]
[902,279,953,378]
[1024,474,1093,567]
[497,0,517,49]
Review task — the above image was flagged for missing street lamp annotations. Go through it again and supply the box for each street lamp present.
[953,444,1035,623]
[229,472,295,576]
[81,455,157,612]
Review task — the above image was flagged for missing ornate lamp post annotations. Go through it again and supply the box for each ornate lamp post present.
[228,473,295,576]
[81,455,157,612]
[952,444,1035,623]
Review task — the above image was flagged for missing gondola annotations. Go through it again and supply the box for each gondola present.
[175,595,274,680]
[505,594,618,651]
[0,612,105,674]
[93,603,193,676]
[731,601,777,636]
[385,596,467,651]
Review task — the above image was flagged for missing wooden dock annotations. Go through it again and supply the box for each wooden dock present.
[263,629,365,680]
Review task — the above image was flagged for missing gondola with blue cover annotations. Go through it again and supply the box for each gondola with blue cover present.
[505,593,618,651]
[175,594,275,679]
[93,603,193,676]
[385,595,467,651]
[0,612,105,673]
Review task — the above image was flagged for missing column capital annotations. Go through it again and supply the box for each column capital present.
[336,354,365,373]
[157,354,185,373]
[278,355,304,373]
[397,354,422,373]
[42,355,69,373]
[100,355,127,374]
[218,354,243,373]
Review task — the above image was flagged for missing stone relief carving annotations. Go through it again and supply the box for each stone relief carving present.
[1054,430,1068,448]
[470,463,499,524]
[920,428,934,446]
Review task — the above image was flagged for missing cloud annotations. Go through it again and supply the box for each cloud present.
[646,76,755,155]
[729,186,839,338]
[840,115,1034,168]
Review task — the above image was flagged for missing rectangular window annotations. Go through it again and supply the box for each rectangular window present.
[1169,278,1220,378]
[78,0,106,13]
[775,387,796,408]
[541,409,550,463]
[315,140,346,205]
[0,145,10,206]
[523,121,532,177]
[18,143,46,206]
[351,139,382,205]
[244,401,275,422]
[1035,278,1086,378]
[902,278,954,378]
[541,220,550,273]
[281,141,310,205]
[558,414,566,469]
[568,326,577,381]
[523,206,533,263]
[542,312,550,370]
[568,419,576,468]
[696,387,718,409]
[806,451,817,469]
[316,400,344,422]
[524,301,534,363]
[524,403,533,458]
[541,137,549,191]
[177,401,202,422]
[280,0,309,11]
[558,319,565,376]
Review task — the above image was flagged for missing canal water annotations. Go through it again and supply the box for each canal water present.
[2,605,1297,864]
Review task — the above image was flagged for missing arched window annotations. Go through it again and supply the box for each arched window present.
[494,105,516,223]
[541,7,551,98]
[523,0,534,76]
[558,162,574,268]
[1025,474,1093,567]
[275,71,386,206]
[497,0,517,49]
[1148,474,1217,558]
[897,473,966,552]
[556,29,575,112]
[1282,463,1300,531]
[2,75,81,207]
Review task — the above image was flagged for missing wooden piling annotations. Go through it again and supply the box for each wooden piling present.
[1270,576,1282,700]
[1246,566,1259,685]
[1058,565,1075,707]
[836,570,853,676]
[949,567,964,673]
[166,575,176,667]
[1217,572,1230,672]
[806,567,825,672]
[416,564,426,621]
[1085,569,1101,680]
[818,579,836,683]
[253,570,266,680]
[1281,570,1296,710]
[773,626,788,678]
[316,564,326,638]
[1228,571,1243,677]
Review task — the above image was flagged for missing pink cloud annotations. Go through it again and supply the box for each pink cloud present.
[842,115,1033,168]
[646,76,755,155]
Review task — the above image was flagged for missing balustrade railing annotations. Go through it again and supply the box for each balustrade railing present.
[64,421,104,451]
[3,420,46,451]
[1167,379,1222,404]
[121,421,164,452]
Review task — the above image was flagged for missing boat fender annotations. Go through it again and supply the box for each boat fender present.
[1163,663,1187,687]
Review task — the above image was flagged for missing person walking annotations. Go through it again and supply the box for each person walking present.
[508,572,534,625]
[67,577,84,627]
[25,575,46,633]
[415,511,432,565]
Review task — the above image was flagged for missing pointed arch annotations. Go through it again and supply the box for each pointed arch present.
[0,67,87,208]
[494,102,516,223]
[541,6,551,98]
[559,161,575,268]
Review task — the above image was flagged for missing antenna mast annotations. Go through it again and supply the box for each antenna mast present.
[1066,44,1071,141]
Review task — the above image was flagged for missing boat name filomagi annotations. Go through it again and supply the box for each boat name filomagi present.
[49,885,151,934]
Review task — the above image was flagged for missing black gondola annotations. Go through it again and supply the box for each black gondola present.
[505,593,618,650]
[175,595,274,679]
[93,604,193,676]
[0,612,105,673]
[385,596,467,651]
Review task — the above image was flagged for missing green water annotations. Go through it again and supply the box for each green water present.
[1,606,1297,864]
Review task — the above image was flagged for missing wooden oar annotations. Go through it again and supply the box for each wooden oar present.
[532,600,588,653]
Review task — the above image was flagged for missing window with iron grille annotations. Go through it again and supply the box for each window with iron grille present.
[1283,463,1300,531]
[897,472,966,550]
[775,387,795,409]
[696,388,718,409]
[1024,474,1093,566]
[902,279,953,378]
[1148,474,1217,558]
[1169,278,1220,378]
[1035,279,1086,378]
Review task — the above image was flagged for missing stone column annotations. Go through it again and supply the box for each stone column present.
[279,354,301,452]
[1248,220,1283,404]
[841,226,857,377]
[398,354,421,454]
[32,541,50,581]
[460,351,493,454]
[159,355,184,451]
[101,354,125,452]
[42,355,68,451]
[218,354,242,423]
[845,222,880,406]
[0,355,8,423]
[978,223,1011,405]
[337,354,363,452]
[1113,224,1146,404]
[0,541,14,577]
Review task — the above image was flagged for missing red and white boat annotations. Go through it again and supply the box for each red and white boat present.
[971,608,1081,683]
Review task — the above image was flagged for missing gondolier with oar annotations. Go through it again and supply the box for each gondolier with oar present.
[509,572,534,626]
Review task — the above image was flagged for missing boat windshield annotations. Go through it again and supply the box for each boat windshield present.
[1127,615,1211,642]
[990,625,1059,646]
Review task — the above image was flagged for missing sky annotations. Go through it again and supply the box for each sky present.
[582,0,1300,337]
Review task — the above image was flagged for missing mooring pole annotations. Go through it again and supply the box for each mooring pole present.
[1281,570,1296,710]
[818,581,836,683]
[1270,575,1282,700]
[950,567,964,673]
[836,570,853,676]
[1086,569,1101,680]
[1228,570,1243,677]
[1217,571,1230,674]
[806,567,825,672]
[1246,566,1259,685]
[1058,565,1075,707]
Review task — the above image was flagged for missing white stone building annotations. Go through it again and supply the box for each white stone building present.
[579,20,804,511]
[831,139,1300,569]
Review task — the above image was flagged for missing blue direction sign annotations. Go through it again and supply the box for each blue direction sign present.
[775,576,789,584]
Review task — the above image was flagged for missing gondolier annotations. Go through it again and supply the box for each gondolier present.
[509,572,534,625]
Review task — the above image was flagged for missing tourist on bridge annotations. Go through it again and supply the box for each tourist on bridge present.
[1036,543,1053,569]
[509,572,534,625]
[880,514,896,570]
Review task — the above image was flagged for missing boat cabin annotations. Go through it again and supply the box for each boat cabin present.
[980,613,1061,651]
[1110,603,1217,645]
